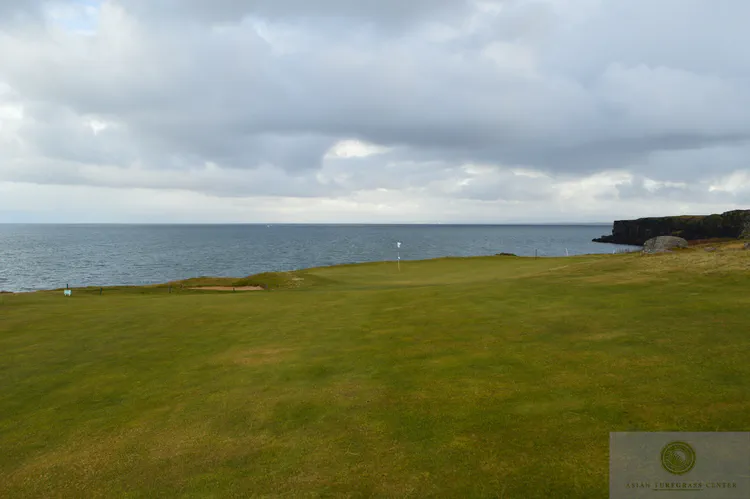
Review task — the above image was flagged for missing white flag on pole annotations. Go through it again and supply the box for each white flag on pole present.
[397,241,401,248]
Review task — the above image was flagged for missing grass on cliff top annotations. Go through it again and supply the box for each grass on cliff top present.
[1,244,750,498]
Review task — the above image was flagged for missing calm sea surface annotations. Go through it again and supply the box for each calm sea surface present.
[0,224,633,292]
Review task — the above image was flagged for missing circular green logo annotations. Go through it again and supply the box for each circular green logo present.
[661,441,696,475]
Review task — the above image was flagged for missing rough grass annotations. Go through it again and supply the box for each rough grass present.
[1,244,749,497]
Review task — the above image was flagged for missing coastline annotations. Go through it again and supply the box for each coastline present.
[6,236,741,295]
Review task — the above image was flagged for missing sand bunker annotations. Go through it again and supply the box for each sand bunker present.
[189,286,264,291]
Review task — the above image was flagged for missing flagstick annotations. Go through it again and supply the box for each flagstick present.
[396,241,402,271]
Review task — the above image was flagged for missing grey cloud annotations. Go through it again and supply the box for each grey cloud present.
[1,0,749,211]
[124,0,473,27]
[1,156,343,198]
[628,142,750,183]
[544,0,750,80]
[452,172,554,202]
[0,0,42,17]
[320,154,460,193]
[614,175,745,206]
[16,103,138,166]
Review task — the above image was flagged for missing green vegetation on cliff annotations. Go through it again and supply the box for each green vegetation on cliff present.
[2,246,749,497]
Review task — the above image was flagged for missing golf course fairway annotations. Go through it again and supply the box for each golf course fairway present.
[1,246,749,497]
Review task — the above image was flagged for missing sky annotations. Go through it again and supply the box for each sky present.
[0,0,749,223]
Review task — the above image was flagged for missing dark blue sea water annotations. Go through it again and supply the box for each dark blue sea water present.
[0,224,632,292]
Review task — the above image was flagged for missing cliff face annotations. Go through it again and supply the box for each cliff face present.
[593,210,750,246]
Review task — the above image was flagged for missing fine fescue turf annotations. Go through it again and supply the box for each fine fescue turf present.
[1,245,749,497]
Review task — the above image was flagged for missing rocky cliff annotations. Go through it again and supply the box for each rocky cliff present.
[593,210,750,246]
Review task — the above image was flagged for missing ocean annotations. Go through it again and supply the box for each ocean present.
[0,224,633,292]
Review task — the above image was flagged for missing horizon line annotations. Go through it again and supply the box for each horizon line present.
[0,221,613,226]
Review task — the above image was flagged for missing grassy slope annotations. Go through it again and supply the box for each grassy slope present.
[1,248,749,497]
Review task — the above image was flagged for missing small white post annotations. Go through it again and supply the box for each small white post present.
[565,248,569,257]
